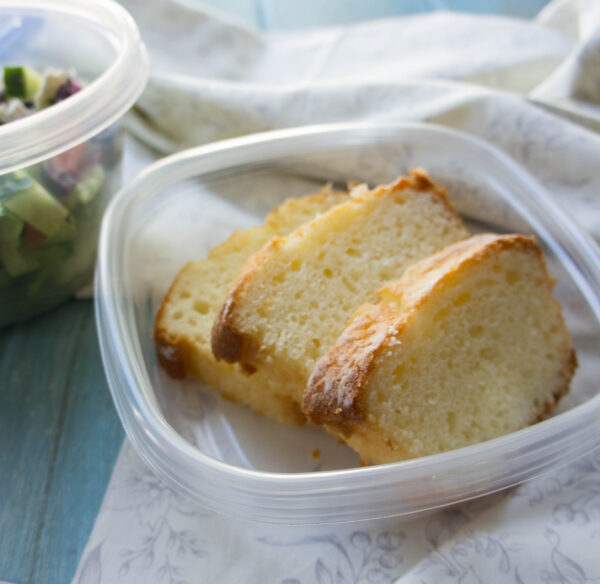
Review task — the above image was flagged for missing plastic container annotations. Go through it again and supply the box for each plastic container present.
[95,122,600,526]
[0,0,148,325]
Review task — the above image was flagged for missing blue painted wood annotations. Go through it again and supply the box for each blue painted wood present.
[31,304,125,584]
[0,301,123,584]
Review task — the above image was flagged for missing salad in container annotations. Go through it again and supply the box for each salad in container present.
[0,0,148,325]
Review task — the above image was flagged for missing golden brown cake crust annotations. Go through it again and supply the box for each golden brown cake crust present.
[534,347,577,421]
[210,235,287,371]
[154,187,347,382]
[302,233,576,440]
[210,288,263,374]
[154,260,196,379]
[210,169,465,372]
[302,302,402,433]
[378,233,541,312]
[153,187,350,426]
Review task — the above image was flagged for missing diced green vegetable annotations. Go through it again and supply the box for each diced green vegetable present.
[0,205,24,246]
[43,215,76,244]
[3,172,69,236]
[0,237,72,278]
[0,171,34,202]
[72,165,105,204]
[27,265,53,295]
[25,244,71,296]
[26,242,70,265]
[3,67,25,98]
[34,70,68,109]
[0,65,122,322]
[0,241,38,276]
[3,66,42,99]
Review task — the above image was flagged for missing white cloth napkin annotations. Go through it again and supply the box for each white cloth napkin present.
[75,442,600,584]
[73,1,600,582]
[123,0,600,142]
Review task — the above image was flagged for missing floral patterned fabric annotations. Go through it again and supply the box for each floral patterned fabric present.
[74,444,600,583]
[73,0,600,582]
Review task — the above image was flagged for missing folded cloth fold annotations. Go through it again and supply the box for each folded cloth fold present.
[121,0,600,153]
[73,1,600,582]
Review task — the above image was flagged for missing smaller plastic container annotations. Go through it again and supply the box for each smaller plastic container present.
[96,122,600,527]
[0,0,148,325]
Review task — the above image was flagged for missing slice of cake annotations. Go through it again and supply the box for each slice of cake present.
[211,170,470,423]
[303,233,577,463]
[154,185,348,425]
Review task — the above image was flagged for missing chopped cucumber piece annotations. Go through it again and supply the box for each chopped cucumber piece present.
[44,215,76,244]
[26,242,70,265]
[72,165,105,204]
[0,171,33,202]
[3,66,42,99]
[3,67,25,98]
[27,265,53,296]
[0,205,24,246]
[0,239,71,278]
[3,172,69,236]
[0,240,38,276]
[34,70,68,109]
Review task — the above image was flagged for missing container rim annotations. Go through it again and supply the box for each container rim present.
[96,121,600,523]
[0,0,148,174]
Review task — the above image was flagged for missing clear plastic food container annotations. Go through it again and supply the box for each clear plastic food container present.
[0,0,148,325]
[95,122,600,526]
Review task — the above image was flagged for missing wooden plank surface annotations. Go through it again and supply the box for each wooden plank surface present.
[0,301,124,584]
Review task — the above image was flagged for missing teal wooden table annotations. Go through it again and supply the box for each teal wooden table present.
[0,301,124,584]
[0,1,550,582]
